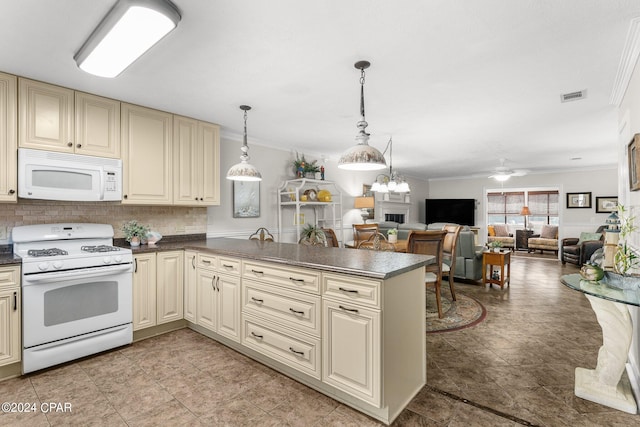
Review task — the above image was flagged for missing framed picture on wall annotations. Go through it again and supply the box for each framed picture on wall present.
[566,192,592,209]
[595,196,618,213]
[629,134,640,191]
[233,181,260,218]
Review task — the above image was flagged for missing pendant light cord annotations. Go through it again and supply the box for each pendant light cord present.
[360,67,366,120]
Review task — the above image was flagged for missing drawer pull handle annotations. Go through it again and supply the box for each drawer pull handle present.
[222,264,233,269]
[251,332,263,339]
[216,276,220,292]
[202,259,212,264]
[211,276,216,290]
[338,287,359,294]
[251,297,264,303]
[13,291,17,311]
[289,347,305,356]
[191,256,196,269]
[289,277,305,283]
[251,269,264,275]
[289,308,304,315]
[339,305,359,314]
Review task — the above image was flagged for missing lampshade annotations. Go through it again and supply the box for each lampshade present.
[369,137,411,193]
[75,0,181,78]
[227,105,262,181]
[354,196,375,209]
[520,206,531,216]
[338,61,387,171]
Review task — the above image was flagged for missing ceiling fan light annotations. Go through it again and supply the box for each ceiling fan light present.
[493,174,510,182]
[75,0,181,78]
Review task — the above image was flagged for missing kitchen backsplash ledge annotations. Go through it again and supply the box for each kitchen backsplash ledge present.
[0,200,207,242]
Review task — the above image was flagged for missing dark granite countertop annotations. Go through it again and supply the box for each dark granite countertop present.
[121,237,432,280]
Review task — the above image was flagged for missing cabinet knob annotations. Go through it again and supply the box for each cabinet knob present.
[124,195,128,199]
[67,142,73,147]
[195,197,198,201]
[8,189,15,194]
[76,143,82,148]
[200,198,203,201]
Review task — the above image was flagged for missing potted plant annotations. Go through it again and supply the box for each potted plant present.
[606,205,640,289]
[293,152,321,178]
[387,228,398,243]
[299,223,327,246]
[489,240,503,252]
[122,220,150,247]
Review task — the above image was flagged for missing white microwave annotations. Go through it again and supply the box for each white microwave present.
[18,148,122,202]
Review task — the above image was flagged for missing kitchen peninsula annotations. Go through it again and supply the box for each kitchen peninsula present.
[132,238,431,425]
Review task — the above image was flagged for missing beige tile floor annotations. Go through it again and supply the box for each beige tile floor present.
[2,255,640,426]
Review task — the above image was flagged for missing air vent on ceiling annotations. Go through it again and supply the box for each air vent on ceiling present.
[560,89,587,103]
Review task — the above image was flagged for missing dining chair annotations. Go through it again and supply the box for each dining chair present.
[357,232,396,252]
[407,230,447,318]
[321,228,340,247]
[442,224,462,301]
[249,227,274,242]
[352,223,379,247]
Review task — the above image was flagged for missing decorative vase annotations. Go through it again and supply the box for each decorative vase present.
[388,234,397,243]
[603,271,640,290]
[493,248,500,252]
[130,236,140,247]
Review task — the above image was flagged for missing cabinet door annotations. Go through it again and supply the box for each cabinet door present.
[18,78,74,152]
[216,273,240,342]
[196,268,216,332]
[0,288,20,366]
[322,299,381,407]
[200,121,220,205]
[75,91,120,158]
[173,115,199,205]
[184,250,197,323]
[0,72,17,202]
[121,103,172,204]
[156,251,184,325]
[133,253,157,331]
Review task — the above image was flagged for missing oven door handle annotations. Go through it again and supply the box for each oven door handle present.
[24,264,133,284]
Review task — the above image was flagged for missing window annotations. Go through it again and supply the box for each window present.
[528,191,559,226]
[487,190,559,226]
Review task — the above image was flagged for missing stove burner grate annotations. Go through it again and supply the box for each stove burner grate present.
[27,248,68,257]
[81,245,121,253]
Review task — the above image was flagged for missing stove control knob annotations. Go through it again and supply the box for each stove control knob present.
[114,255,123,263]
[53,261,63,270]
[38,262,49,271]
[103,256,112,264]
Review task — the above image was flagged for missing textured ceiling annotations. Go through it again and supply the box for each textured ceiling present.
[1,0,639,180]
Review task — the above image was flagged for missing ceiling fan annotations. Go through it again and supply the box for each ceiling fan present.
[488,158,529,181]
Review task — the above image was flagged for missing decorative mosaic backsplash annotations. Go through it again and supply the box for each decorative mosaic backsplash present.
[0,199,207,241]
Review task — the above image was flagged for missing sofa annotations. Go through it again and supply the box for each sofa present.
[528,224,559,254]
[487,224,515,250]
[378,221,483,281]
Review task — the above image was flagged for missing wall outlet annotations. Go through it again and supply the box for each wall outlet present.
[175,225,186,233]
[0,226,6,240]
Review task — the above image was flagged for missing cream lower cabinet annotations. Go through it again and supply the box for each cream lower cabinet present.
[0,72,17,202]
[0,266,21,366]
[133,251,183,331]
[195,253,240,342]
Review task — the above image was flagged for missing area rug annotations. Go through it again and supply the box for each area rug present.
[511,250,559,261]
[426,290,486,333]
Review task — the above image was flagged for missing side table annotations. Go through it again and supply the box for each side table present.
[515,229,534,251]
[482,250,511,289]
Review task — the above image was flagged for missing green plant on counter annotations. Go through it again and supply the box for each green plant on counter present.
[122,220,150,242]
[489,240,503,249]
[299,223,327,246]
[613,205,639,275]
[388,228,398,235]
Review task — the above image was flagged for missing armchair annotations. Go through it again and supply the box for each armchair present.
[561,226,606,266]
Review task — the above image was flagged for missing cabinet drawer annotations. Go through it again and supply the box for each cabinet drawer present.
[243,280,321,337]
[217,256,240,276]
[242,314,320,379]
[322,273,381,309]
[0,266,20,290]
[243,261,320,294]
[197,253,217,270]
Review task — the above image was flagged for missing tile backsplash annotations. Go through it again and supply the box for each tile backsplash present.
[0,199,207,242]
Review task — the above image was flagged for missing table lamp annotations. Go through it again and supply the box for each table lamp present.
[354,196,375,223]
[520,206,531,230]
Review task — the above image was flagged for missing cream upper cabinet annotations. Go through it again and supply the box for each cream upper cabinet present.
[132,253,157,331]
[0,72,17,202]
[156,251,184,325]
[18,79,120,158]
[121,103,173,204]
[74,91,120,158]
[173,115,220,206]
[0,265,20,367]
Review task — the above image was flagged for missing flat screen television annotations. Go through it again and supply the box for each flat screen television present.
[425,198,475,226]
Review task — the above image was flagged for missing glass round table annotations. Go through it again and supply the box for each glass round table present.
[561,273,639,414]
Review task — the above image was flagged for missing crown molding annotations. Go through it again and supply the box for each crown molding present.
[610,17,640,106]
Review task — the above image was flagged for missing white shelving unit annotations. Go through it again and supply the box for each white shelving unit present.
[277,178,343,245]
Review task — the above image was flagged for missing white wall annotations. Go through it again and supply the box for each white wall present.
[428,169,617,244]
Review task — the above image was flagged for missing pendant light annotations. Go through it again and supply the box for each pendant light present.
[226,105,262,181]
[370,137,411,193]
[338,61,387,171]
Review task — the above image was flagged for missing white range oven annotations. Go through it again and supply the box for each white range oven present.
[12,223,133,374]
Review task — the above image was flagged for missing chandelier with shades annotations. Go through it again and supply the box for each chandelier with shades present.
[370,137,411,193]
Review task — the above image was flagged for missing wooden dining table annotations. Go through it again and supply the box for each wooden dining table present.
[345,239,408,252]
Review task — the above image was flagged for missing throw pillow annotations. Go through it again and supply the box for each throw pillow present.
[493,224,509,237]
[540,225,558,239]
[488,225,496,236]
[577,232,602,245]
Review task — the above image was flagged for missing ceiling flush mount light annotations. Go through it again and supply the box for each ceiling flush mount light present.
[227,105,262,181]
[338,61,387,171]
[74,0,181,78]
[370,137,411,193]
